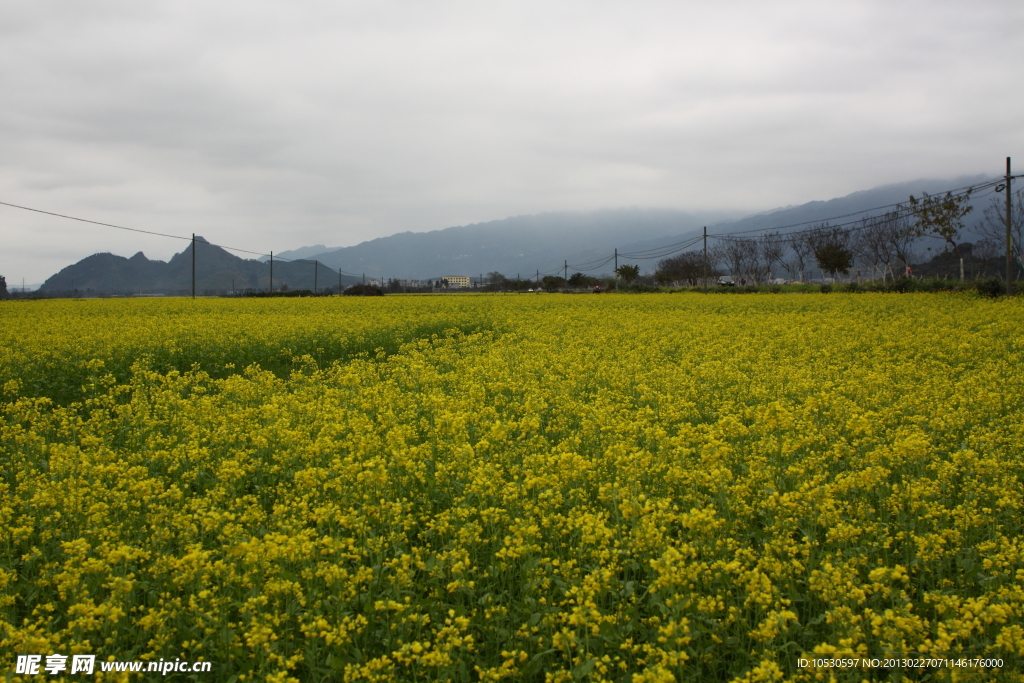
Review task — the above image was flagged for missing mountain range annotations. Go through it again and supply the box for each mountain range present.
[288,174,997,281]
[38,173,1001,293]
[40,237,360,295]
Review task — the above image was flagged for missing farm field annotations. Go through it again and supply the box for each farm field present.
[2,294,1023,682]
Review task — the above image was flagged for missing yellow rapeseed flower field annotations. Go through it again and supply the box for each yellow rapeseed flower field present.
[1,294,1022,682]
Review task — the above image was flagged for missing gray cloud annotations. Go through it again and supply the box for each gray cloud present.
[2,0,1022,282]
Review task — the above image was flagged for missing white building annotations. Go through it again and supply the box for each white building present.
[442,276,471,288]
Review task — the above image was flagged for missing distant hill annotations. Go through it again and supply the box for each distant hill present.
[256,244,336,262]
[38,174,1004,291]
[40,238,360,294]
[703,174,993,239]
[306,208,736,281]
[301,175,998,279]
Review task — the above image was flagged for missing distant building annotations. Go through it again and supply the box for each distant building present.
[443,276,471,288]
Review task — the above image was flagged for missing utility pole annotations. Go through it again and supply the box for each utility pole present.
[314,261,318,295]
[614,248,618,272]
[362,273,365,285]
[703,226,708,293]
[564,260,567,281]
[338,269,341,295]
[536,269,539,285]
[1007,157,1014,296]
[191,233,195,299]
[232,278,235,296]
[270,252,273,293]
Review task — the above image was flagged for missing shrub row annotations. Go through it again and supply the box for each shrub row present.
[658,278,1021,297]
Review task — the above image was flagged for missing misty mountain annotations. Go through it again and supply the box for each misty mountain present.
[306,208,737,281]
[37,174,1004,291]
[256,244,336,262]
[298,175,999,279]
[706,174,994,239]
[40,238,360,294]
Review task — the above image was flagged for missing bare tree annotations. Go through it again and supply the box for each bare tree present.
[750,246,770,284]
[875,209,917,278]
[977,187,1024,273]
[723,238,758,283]
[695,244,727,286]
[777,233,812,281]
[760,232,786,282]
[707,244,726,274]
[972,238,1001,275]
[855,214,897,282]
[655,251,709,286]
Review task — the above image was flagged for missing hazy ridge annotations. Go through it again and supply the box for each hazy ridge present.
[38,174,1000,292]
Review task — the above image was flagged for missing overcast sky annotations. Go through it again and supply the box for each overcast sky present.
[2,0,1022,284]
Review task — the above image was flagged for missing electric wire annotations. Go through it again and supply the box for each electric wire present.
[0,200,363,281]
[706,178,1008,238]
[4,173,1019,287]
[710,182,1007,247]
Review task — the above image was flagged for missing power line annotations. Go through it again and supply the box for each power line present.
[707,178,1012,239]
[620,236,704,260]
[6,172,1018,287]
[552,176,1012,279]
[0,198,363,280]
[710,182,1010,247]
[0,200,192,243]
[567,255,615,272]
[619,235,704,258]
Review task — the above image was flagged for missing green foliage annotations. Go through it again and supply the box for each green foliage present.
[976,278,1006,298]
[909,190,974,254]
[541,275,567,290]
[617,283,661,293]
[567,272,599,288]
[805,224,854,277]
[343,284,384,296]
[615,264,640,284]
[814,242,854,276]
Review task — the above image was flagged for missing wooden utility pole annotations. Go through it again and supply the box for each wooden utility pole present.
[314,261,318,294]
[614,248,618,272]
[191,234,195,299]
[1007,157,1014,296]
[564,260,567,281]
[270,252,273,293]
[338,269,341,294]
[702,226,707,293]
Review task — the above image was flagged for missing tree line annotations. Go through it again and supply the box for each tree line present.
[655,188,1024,286]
